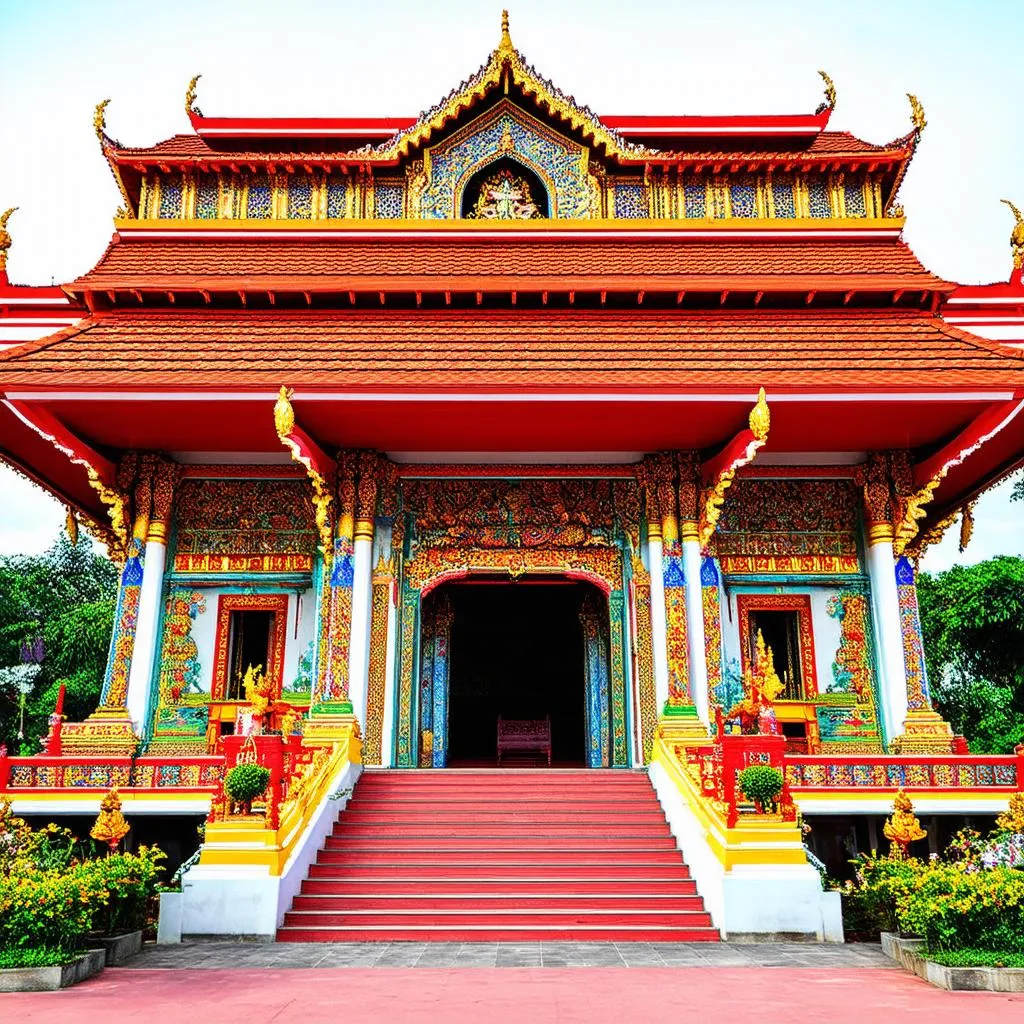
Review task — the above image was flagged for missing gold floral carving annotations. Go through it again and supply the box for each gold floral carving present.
[0,207,16,273]
[1001,198,1024,269]
[817,70,837,111]
[185,73,202,117]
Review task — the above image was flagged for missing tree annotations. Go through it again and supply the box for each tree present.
[0,533,117,753]
[917,557,1024,753]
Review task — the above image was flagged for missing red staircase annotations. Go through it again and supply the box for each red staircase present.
[277,769,719,942]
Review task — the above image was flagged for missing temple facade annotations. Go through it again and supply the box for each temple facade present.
[2,14,1023,941]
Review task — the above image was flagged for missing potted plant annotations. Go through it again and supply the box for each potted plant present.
[738,764,784,814]
[224,763,271,816]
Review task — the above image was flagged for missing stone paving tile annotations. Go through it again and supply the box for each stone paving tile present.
[124,940,894,969]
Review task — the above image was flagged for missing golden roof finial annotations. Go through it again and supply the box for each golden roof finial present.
[499,9,513,52]
[0,206,16,274]
[93,98,111,146]
[817,70,836,111]
[748,387,770,442]
[274,385,295,438]
[185,73,202,117]
[1000,198,1024,269]
[907,93,926,135]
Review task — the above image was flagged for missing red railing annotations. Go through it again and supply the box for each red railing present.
[785,751,1023,791]
[0,752,224,794]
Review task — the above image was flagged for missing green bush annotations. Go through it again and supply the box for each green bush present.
[225,763,271,803]
[738,765,784,811]
[0,947,77,969]
[80,847,166,935]
[926,948,1024,968]
[897,864,1024,953]
[841,855,926,938]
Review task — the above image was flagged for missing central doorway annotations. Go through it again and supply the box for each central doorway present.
[419,577,611,768]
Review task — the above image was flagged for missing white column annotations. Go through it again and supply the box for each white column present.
[125,527,167,735]
[347,525,375,727]
[866,534,909,744]
[647,532,670,710]
[682,535,710,728]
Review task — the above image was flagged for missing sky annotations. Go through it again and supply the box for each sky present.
[0,0,1021,570]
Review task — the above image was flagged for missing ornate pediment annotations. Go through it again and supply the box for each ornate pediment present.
[418,99,595,219]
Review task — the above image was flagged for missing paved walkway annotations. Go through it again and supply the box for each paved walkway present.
[124,939,895,969]
[8,963,1023,1023]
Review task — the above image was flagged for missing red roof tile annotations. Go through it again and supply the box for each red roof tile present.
[2,309,1021,390]
[70,236,947,295]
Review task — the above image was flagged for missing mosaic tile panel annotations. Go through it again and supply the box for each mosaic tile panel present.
[771,176,796,218]
[807,178,832,218]
[729,178,757,218]
[246,173,273,219]
[158,175,183,218]
[288,174,313,219]
[684,183,707,218]
[326,174,348,218]
[195,173,219,219]
[844,180,867,217]
[614,182,648,219]
[374,181,405,219]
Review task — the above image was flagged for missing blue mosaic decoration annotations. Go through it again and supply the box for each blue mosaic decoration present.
[844,180,867,217]
[195,173,219,219]
[662,554,686,589]
[430,603,453,768]
[331,538,355,587]
[580,595,611,768]
[729,178,757,218]
[421,101,590,219]
[158,175,182,218]
[614,182,648,219]
[326,174,348,218]
[288,174,313,219]
[699,555,719,587]
[684,183,706,218]
[807,178,832,218]
[246,173,274,219]
[374,181,405,219]
[771,176,796,218]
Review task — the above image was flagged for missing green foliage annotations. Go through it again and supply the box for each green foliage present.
[896,864,1024,953]
[917,557,1024,753]
[225,763,271,803]
[842,855,926,937]
[926,947,1024,968]
[0,946,78,969]
[79,847,166,935]
[0,533,116,753]
[737,765,784,810]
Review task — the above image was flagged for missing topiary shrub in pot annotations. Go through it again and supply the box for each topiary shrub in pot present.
[738,764,784,814]
[224,764,271,816]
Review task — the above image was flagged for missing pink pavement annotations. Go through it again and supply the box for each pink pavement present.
[4,968,1023,1023]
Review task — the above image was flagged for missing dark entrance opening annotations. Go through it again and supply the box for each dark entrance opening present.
[442,578,597,766]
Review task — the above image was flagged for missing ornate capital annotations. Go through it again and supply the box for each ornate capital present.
[675,450,701,525]
[859,451,893,526]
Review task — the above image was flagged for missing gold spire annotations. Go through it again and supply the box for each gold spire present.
[817,70,836,110]
[499,9,513,52]
[907,93,926,135]
[0,207,16,275]
[1000,198,1024,269]
[185,73,202,117]
[93,98,111,146]
[748,387,770,442]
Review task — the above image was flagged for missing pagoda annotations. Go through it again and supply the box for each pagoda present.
[1,13,1022,942]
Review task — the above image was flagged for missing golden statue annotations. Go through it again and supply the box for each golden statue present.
[726,630,784,735]
[1000,199,1024,269]
[90,787,131,853]
[907,93,926,135]
[274,385,295,437]
[883,787,926,859]
[0,207,16,274]
[185,73,202,117]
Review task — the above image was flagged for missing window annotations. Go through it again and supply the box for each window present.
[225,610,274,699]
[736,593,818,700]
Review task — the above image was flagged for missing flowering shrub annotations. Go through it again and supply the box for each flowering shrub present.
[0,862,108,951]
[80,847,166,935]
[896,863,1024,953]
[842,855,926,937]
